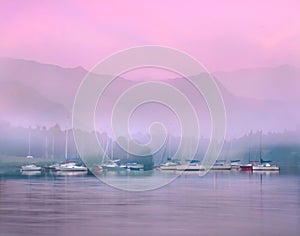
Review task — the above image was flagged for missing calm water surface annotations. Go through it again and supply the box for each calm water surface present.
[0,170,299,236]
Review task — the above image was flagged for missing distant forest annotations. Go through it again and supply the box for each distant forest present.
[0,121,300,166]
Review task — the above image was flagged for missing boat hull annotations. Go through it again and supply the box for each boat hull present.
[55,163,88,171]
[240,165,253,171]
[253,166,279,171]
[160,166,178,171]
[21,165,42,171]
[58,166,88,171]
[176,165,205,171]
[126,163,144,171]
[210,164,231,170]
[159,162,179,171]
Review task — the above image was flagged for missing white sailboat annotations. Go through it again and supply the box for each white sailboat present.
[21,164,42,171]
[100,138,124,171]
[127,162,144,171]
[160,161,179,170]
[253,131,279,171]
[26,127,33,159]
[253,162,279,171]
[159,137,181,170]
[21,128,42,171]
[44,134,61,170]
[230,160,241,167]
[58,162,88,171]
[211,160,231,170]
[101,159,123,171]
[55,129,87,172]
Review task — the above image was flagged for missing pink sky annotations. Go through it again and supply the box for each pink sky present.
[0,0,300,72]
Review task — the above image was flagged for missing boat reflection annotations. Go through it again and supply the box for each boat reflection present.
[21,170,42,176]
[53,171,88,177]
[252,170,279,175]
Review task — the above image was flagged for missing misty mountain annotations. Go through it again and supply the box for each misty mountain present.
[0,57,299,137]
[0,57,85,109]
[215,65,300,102]
[0,80,68,126]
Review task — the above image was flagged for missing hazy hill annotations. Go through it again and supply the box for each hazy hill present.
[0,80,68,126]
[0,57,85,109]
[215,65,300,102]
[0,57,299,137]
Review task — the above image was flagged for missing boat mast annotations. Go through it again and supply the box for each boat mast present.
[126,139,129,166]
[45,133,48,159]
[225,139,232,163]
[259,131,262,164]
[105,138,109,163]
[111,139,113,161]
[28,127,31,156]
[65,129,68,161]
[248,147,251,164]
[169,137,171,158]
[159,136,168,165]
[51,135,55,161]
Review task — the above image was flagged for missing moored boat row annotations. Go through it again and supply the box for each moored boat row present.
[98,161,144,172]
[158,160,279,172]
[20,162,88,172]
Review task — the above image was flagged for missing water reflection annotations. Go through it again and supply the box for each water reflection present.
[252,170,280,175]
[53,171,88,177]
[0,170,299,236]
[21,170,42,176]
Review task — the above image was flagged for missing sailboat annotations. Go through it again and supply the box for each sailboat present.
[239,163,253,171]
[43,134,59,171]
[175,160,205,171]
[125,140,144,171]
[21,164,42,171]
[252,132,279,171]
[160,161,179,170]
[240,148,253,171]
[252,162,279,171]
[55,129,88,172]
[26,127,34,159]
[21,128,42,171]
[100,139,125,171]
[211,160,231,170]
[230,160,241,167]
[225,140,241,168]
[160,139,177,170]
[211,140,233,170]
[58,162,88,171]
[101,160,122,171]
[127,162,144,171]
[159,137,181,170]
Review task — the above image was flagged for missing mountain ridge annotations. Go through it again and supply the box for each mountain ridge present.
[0,57,299,136]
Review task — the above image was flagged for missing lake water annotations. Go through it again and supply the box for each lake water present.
[0,169,299,236]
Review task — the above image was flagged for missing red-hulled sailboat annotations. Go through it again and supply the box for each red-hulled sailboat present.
[240,148,253,171]
[240,163,253,171]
